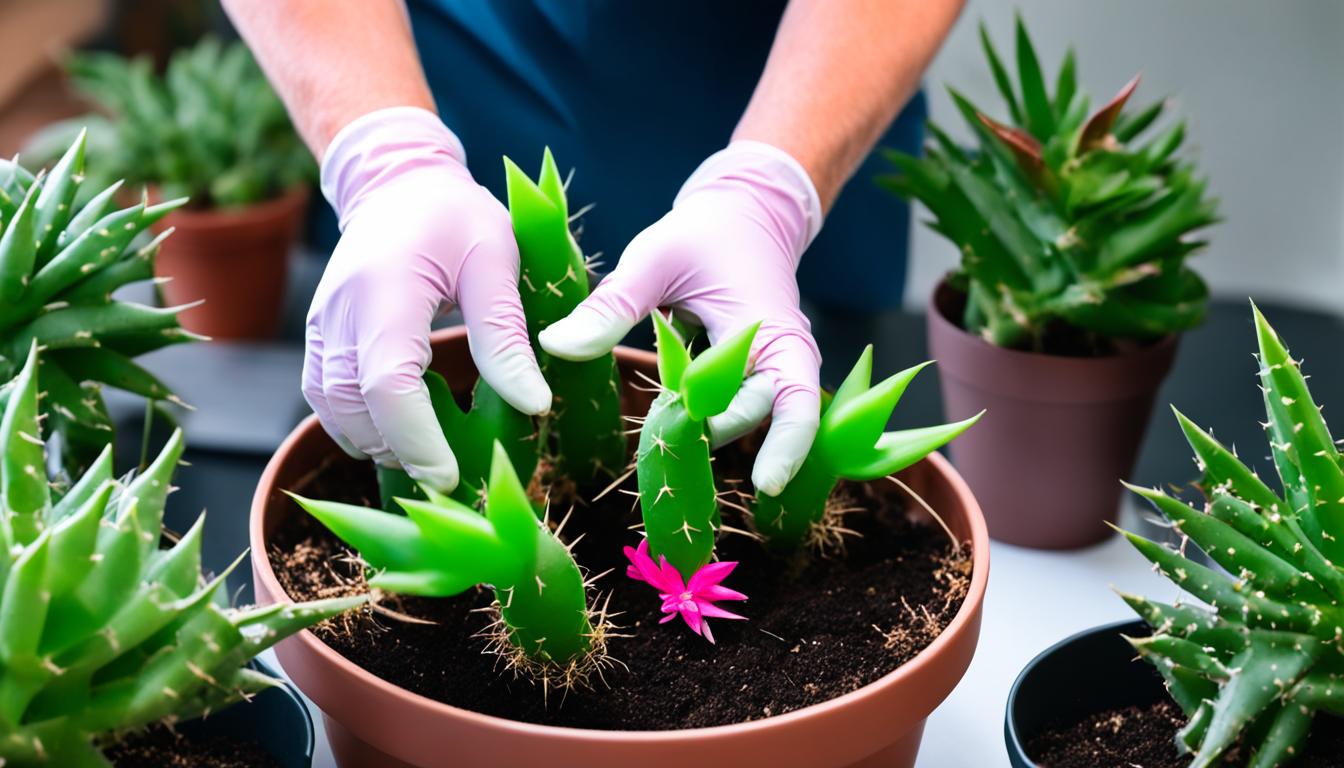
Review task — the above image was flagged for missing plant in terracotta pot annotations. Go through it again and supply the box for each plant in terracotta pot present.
[881,16,1219,548]
[1006,305,1344,767]
[0,135,198,476]
[30,36,315,340]
[0,343,362,767]
[250,151,991,768]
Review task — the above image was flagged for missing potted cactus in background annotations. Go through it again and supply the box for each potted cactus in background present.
[882,16,1219,548]
[27,36,315,340]
[1005,304,1344,767]
[0,135,198,476]
[0,343,361,767]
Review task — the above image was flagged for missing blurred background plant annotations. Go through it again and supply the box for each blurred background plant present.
[25,36,313,209]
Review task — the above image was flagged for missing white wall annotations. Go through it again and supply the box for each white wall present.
[904,1,1344,314]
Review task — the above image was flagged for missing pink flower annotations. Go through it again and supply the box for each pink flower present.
[623,538,748,644]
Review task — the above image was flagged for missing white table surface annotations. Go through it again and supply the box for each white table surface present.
[263,498,1182,768]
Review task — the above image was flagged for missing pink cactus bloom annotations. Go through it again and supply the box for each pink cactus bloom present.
[623,538,748,643]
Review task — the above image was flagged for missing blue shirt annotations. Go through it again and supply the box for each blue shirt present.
[405,0,924,311]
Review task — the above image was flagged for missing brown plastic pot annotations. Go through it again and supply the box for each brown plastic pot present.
[250,326,990,768]
[926,280,1178,549]
[154,186,309,340]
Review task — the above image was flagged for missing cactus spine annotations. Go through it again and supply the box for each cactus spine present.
[638,312,757,577]
[504,149,625,484]
[295,441,595,665]
[0,343,361,768]
[754,346,981,549]
[1121,304,1344,768]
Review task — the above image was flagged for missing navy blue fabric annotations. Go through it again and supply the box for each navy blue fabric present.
[382,1,922,311]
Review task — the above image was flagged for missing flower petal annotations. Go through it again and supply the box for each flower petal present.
[687,560,737,590]
[656,555,686,593]
[702,620,716,644]
[698,601,748,621]
[699,584,749,602]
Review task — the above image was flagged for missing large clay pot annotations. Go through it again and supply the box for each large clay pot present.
[154,186,308,340]
[250,326,990,768]
[926,281,1178,549]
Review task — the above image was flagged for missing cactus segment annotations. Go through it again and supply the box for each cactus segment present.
[297,442,594,664]
[754,346,981,550]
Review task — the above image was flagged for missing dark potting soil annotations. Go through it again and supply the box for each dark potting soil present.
[1027,699,1344,767]
[105,726,280,768]
[268,446,971,730]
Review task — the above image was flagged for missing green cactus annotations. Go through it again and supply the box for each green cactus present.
[637,312,757,578]
[0,343,361,768]
[1120,304,1344,768]
[0,132,200,476]
[753,346,982,549]
[882,16,1218,352]
[504,149,625,485]
[294,441,597,666]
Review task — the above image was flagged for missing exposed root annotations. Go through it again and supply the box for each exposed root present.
[269,539,433,638]
[885,475,964,557]
[529,453,580,511]
[873,548,970,653]
[804,491,865,558]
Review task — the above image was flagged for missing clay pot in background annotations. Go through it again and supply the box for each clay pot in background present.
[250,326,990,768]
[155,186,308,339]
[926,281,1177,549]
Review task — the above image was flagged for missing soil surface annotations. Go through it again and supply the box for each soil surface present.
[1027,699,1344,767]
[269,446,971,730]
[105,727,280,768]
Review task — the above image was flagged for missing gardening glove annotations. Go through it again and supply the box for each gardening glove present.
[305,106,551,493]
[540,140,824,496]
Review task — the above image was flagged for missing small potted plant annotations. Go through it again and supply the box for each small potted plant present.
[29,36,315,340]
[881,16,1219,548]
[0,134,198,476]
[1005,304,1344,766]
[0,343,362,767]
[249,152,990,768]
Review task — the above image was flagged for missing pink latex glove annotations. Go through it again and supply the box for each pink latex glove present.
[540,141,824,496]
[305,107,551,492]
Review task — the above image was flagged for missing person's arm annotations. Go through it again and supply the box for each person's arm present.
[221,0,434,159]
[222,1,551,493]
[737,0,964,211]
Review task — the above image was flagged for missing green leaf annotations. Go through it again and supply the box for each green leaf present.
[978,21,1022,124]
[680,320,759,421]
[1014,14,1054,140]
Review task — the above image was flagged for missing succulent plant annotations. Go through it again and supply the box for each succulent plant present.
[637,312,757,579]
[27,37,312,209]
[753,346,981,550]
[1120,305,1344,767]
[294,441,603,676]
[0,133,198,475]
[0,343,361,767]
[882,16,1218,353]
[504,149,625,484]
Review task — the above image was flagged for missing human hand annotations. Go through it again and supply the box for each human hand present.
[305,107,551,492]
[539,141,823,495]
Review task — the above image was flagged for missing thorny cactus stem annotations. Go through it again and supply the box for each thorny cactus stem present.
[504,149,625,484]
[295,441,597,665]
[1120,303,1344,768]
[754,345,981,550]
[0,342,360,768]
[637,312,758,578]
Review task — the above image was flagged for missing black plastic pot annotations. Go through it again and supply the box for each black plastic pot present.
[174,659,315,767]
[1004,619,1163,767]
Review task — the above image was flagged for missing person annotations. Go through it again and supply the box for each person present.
[222,0,963,499]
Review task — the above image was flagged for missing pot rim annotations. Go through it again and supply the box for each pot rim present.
[1002,618,1148,764]
[249,327,990,743]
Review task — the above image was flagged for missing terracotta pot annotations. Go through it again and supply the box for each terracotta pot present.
[1004,620,1156,767]
[154,186,309,340]
[926,281,1178,549]
[250,326,990,768]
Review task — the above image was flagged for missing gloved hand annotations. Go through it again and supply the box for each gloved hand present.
[305,106,551,492]
[540,140,824,496]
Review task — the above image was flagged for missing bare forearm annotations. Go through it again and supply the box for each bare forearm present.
[736,0,963,211]
[222,0,435,159]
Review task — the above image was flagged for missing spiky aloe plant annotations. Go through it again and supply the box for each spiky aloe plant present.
[504,149,625,484]
[0,343,361,767]
[638,312,758,578]
[294,441,602,672]
[1119,304,1344,768]
[0,132,198,475]
[882,16,1218,353]
[753,346,981,550]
